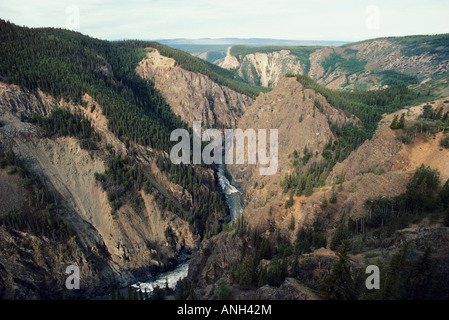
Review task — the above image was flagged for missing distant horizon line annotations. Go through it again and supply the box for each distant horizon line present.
[2,17,448,45]
[110,32,449,44]
[115,37,353,46]
[155,37,349,41]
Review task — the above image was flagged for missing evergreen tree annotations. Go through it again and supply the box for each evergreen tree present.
[320,194,328,210]
[126,284,137,300]
[295,227,312,254]
[288,215,295,230]
[330,216,349,251]
[151,285,166,300]
[408,247,435,300]
[329,184,337,204]
[257,265,269,288]
[390,115,399,129]
[215,278,232,300]
[318,240,356,299]
[381,242,409,299]
[267,257,287,287]
[439,179,449,209]
[304,177,314,197]
[444,208,449,227]
[398,113,406,129]
[237,256,256,289]
[285,190,294,209]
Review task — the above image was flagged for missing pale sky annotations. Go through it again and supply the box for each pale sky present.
[1,0,448,42]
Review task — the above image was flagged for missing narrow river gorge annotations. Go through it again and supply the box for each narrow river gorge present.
[129,164,243,298]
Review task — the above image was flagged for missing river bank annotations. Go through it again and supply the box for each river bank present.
[95,164,243,300]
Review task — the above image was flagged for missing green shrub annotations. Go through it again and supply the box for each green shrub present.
[215,278,232,300]
[94,172,105,182]
[6,166,17,175]
[363,252,380,259]
[441,135,449,148]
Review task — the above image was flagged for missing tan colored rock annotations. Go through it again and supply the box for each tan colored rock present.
[136,49,252,128]
[220,39,449,91]
[221,48,304,88]
[250,278,321,300]
[0,82,200,298]
[226,77,354,232]
[220,46,240,69]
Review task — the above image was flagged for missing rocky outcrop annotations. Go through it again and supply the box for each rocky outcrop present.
[220,48,304,87]
[220,46,240,69]
[0,223,114,299]
[220,37,449,90]
[326,125,404,184]
[225,79,449,239]
[309,39,449,90]
[0,82,54,116]
[0,82,199,299]
[350,39,449,79]
[226,77,353,231]
[238,278,321,300]
[289,96,449,230]
[136,49,252,128]
[187,231,243,290]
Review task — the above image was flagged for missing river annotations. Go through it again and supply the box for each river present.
[216,163,243,222]
[128,164,242,298]
[131,260,190,296]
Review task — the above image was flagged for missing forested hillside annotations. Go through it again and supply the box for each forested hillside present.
[144,42,269,98]
[0,20,185,151]
[2,18,449,301]
[219,33,449,90]
[0,20,265,150]
[1,18,242,236]
[0,19,250,298]
[274,75,428,198]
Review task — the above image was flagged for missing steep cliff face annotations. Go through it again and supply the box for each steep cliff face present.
[350,39,449,78]
[304,96,449,229]
[0,82,199,299]
[135,49,252,128]
[219,36,449,91]
[226,77,353,232]
[328,97,449,186]
[220,48,304,87]
[186,79,449,300]
[220,46,240,70]
[309,39,449,90]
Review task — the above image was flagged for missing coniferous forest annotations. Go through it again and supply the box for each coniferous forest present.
[0,19,184,152]
[2,16,449,303]
[277,74,442,200]
[0,19,232,240]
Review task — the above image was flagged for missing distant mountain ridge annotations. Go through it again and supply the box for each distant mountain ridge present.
[156,38,349,46]
[154,39,349,65]
[0,19,239,299]
[213,33,449,90]
[2,18,449,301]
